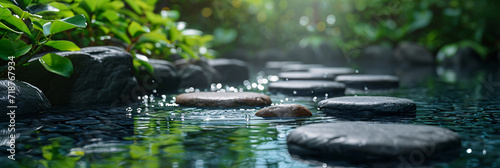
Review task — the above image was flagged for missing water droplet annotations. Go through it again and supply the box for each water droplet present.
[285,98,289,101]
[355,70,359,73]
[364,86,368,91]
[126,107,132,112]
[466,148,472,153]
[312,97,318,102]
[137,108,142,113]
[152,80,155,83]
[152,89,157,93]
[322,163,328,168]
[293,91,297,95]
[216,83,222,89]
[483,149,487,155]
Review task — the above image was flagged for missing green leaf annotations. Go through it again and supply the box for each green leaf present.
[139,31,169,44]
[44,14,87,36]
[0,21,22,34]
[409,10,433,32]
[134,54,155,74]
[100,10,119,22]
[27,4,59,14]
[110,26,131,44]
[128,21,146,38]
[0,39,32,60]
[0,2,31,19]
[0,14,31,35]
[161,10,179,21]
[39,53,73,78]
[213,27,237,45]
[178,44,198,59]
[124,0,142,15]
[45,40,80,51]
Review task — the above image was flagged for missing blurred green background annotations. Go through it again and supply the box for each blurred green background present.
[160,0,500,61]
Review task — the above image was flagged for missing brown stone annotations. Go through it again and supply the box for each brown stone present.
[175,92,272,107]
[255,104,312,118]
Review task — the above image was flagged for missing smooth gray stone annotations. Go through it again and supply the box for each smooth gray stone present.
[17,46,138,105]
[308,67,355,75]
[208,58,249,84]
[318,96,416,114]
[175,92,272,107]
[335,74,399,90]
[278,72,336,81]
[281,64,324,72]
[176,59,220,89]
[287,122,461,166]
[265,61,302,70]
[0,80,51,116]
[255,104,312,118]
[268,80,345,96]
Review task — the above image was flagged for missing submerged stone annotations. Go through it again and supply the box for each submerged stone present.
[268,81,345,96]
[335,74,399,90]
[0,80,51,116]
[255,104,312,118]
[318,96,416,114]
[175,92,272,107]
[287,122,461,166]
[208,58,249,84]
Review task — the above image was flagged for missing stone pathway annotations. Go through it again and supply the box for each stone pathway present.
[175,92,272,107]
[335,74,399,90]
[268,80,345,96]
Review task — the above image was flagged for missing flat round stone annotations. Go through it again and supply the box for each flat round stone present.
[318,96,416,114]
[278,72,336,80]
[175,92,272,107]
[268,81,345,96]
[335,74,399,90]
[281,64,324,72]
[265,61,302,70]
[309,67,355,75]
[255,104,312,118]
[287,122,461,165]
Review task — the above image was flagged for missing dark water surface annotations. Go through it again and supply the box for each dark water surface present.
[1,72,500,168]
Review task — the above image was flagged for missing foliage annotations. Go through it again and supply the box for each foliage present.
[1,0,214,78]
[168,0,500,60]
[0,0,86,78]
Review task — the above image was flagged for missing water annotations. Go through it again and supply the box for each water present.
[1,73,500,167]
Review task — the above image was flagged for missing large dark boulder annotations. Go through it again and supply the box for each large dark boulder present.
[355,45,395,74]
[176,58,220,89]
[208,58,249,84]
[0,80,51,116]
[394,42,434,66]
[17,46,138,105]
[136,58,180,93]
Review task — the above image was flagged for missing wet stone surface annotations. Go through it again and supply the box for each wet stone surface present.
[278,72,336,80]
[318,96,416,115]
[308,67,355,76]
[281,64,324,72]
[175,92,272,107]
[335,74,399,90]
[287,122,462,167]
[255,104,312,118]
[268,80,345,96]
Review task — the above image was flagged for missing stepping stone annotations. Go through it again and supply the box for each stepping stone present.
[287,122,461,166]
[335,74,399,90]
[309,67,355,76]
[175,92,272,107]
[318,96,416,115]
[281,64,324,72]
[265,61,302,70]
[255,104,312,118]
[278,72,336,80]
[268,81,345,96]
